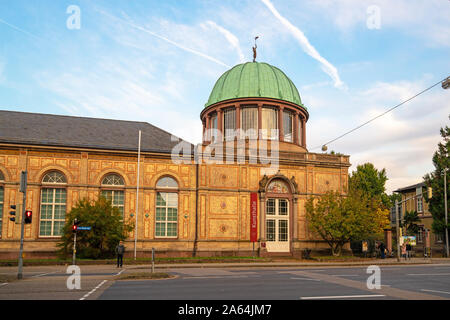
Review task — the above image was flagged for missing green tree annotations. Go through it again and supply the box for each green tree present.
[423,116,450,238]
[57,197,134,259]
[305,191,389,256]
[401,210,420,236]
[349,163,390,209]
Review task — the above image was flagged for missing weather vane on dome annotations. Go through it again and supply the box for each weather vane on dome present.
[253,36,259,62]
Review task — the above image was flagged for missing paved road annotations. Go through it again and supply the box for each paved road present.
[98,264,450,300]
[1,263,450,300]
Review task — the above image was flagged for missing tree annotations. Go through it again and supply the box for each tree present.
[349,163,390,209]
[57,197,134,259]
[423,116,450,238]
[305,190,390,256]
[401,210,420,236]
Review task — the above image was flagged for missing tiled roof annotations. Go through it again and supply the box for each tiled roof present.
[0,110,192,153]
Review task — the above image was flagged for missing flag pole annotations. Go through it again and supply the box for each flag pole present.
[134,130,141,260]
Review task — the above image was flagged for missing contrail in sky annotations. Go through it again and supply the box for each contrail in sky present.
[0,18,41,40]
[204,21,245,63]
[260,0,345,89]
[98,10,231,68]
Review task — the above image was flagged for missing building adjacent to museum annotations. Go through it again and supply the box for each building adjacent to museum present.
[0,61,350,259]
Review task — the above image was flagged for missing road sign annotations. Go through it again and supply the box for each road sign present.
[77,226,91,231]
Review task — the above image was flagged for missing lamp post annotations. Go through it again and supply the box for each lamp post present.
[444,167,448,258]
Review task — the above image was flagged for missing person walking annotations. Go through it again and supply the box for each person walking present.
[116,241,125,268]
[379,242,386,259]
[401,243,407,261]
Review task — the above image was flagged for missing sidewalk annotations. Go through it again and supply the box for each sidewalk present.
[129,257,450,270]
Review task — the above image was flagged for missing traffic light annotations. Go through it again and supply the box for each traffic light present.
[72,219,81,233]
[24,210,32,224]
[9,205,16,222]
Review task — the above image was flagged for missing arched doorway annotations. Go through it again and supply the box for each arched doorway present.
[265,179,292,253]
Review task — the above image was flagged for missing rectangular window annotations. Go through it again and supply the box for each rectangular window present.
[283,110,293,142]
[278,220,288,242]
[101,190,125,219]
[417,228,423,243]
[155,192,178,237]
[0,187,3,237]
[223,108,236,141]
[417,196,423,213]
[210,114,218,143]
[298,118,303,145]
[266,219,275,241]
[39,188,66,237]
[241,107,258,139]
[436,233,444,243]
[261,107,278,140]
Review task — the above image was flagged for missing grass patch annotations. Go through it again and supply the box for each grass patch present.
[115,272,174,281]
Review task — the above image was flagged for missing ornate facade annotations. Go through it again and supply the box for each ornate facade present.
[0,61,351,258]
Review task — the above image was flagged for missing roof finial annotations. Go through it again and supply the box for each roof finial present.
[252,36,259,62]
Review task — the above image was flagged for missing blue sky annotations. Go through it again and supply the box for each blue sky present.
[0,0,449,193]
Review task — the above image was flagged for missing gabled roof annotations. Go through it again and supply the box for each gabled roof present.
[0,110,192,154]
[394,181,426,193]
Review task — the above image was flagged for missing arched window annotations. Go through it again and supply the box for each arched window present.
[155,176,178,238]
[101,174,125,218]
[40,171,67,237]
[0,171,4,238]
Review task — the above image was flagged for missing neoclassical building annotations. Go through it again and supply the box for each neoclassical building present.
[0,61,350,258]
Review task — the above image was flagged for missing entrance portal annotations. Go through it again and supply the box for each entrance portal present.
[265,198,289,252]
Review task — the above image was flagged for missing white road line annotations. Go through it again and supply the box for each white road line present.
[300,294,386,300]
[421,289,450,295]
[182,275,249,279]
[0,283,8,287]
[79,280,107,301]
[31,271,59,278]
[407,273,450,276]
[330,275,359,277]
[116,269,126,276]
[290,277,321,281]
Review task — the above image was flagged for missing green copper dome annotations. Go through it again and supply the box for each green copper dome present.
[205,62,305,109]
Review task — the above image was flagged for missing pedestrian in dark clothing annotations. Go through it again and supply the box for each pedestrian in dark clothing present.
[406,242,412,260]
[116,241,125,268]
[379,242,386,259]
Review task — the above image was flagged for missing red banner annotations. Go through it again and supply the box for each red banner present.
[250,192,258,242]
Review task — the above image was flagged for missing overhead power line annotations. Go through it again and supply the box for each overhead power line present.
[312,76,450,151]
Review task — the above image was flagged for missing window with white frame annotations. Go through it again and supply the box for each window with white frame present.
[101,174,125,219]
[240,107,258,139]
[283,110,293,142]
[261,107,278,140]
[417,196,423,213]
[223,108,236,141]
[155,177,178,238]
[210,113,218,143]
[436,233,444,243]
[39,171,67,237]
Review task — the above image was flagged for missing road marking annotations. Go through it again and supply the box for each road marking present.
[300,294,386,300]
[290,277,321,281]
[0,283,8,287]
[421,289,450,295]
[31,271,59,278]
[407,273,450,276]
[80,280,108,301]
[330,274,359,277]
[116,269,126,276]
[182,275,249,279]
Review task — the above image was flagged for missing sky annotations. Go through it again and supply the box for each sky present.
[0,0,449,193]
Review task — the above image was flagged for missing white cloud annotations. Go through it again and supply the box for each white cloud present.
[203,21,245,63]
[260,0,345,89]
[306,76,450,193]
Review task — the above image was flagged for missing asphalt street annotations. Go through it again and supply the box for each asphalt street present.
[1,263,450,300]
